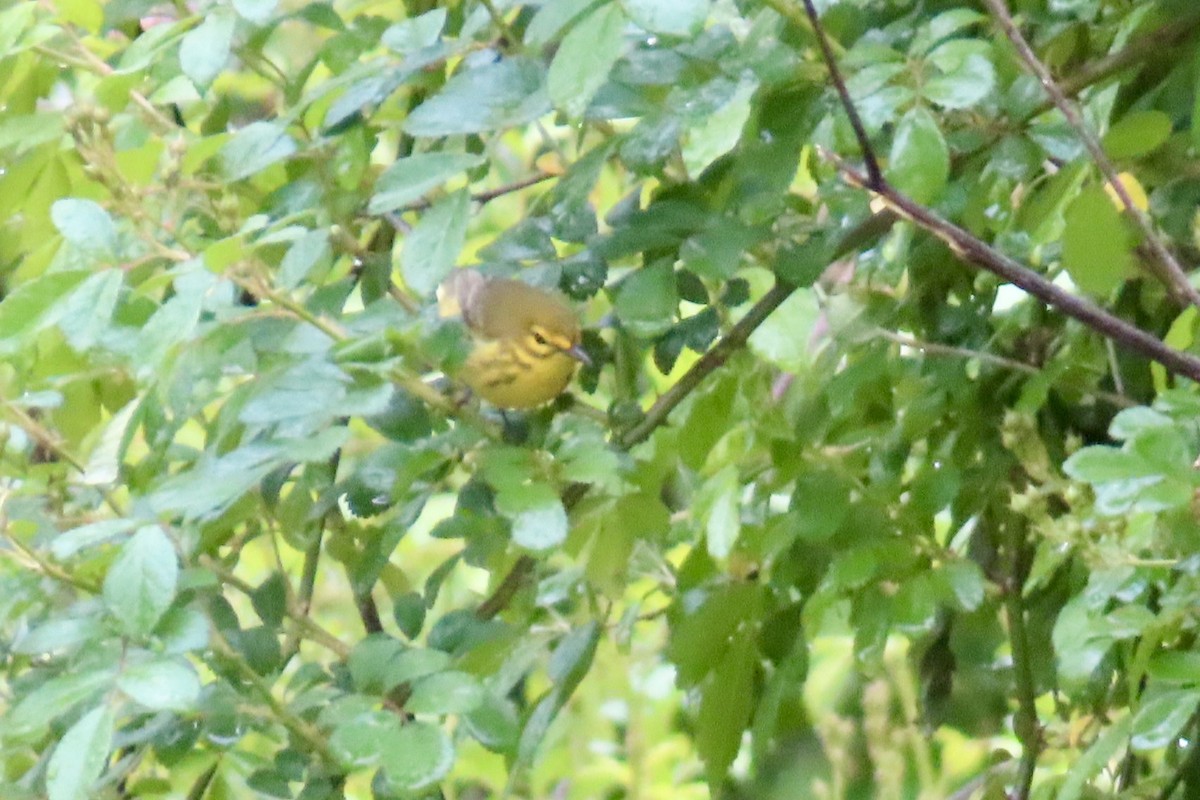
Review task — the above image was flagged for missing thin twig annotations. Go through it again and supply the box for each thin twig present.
[873,328,1136,408]
[1,400,126,516]
[763,0,879,187]
[208,626,340,765]
[830,153,1200,384]
[794,0,883,188]
[395,171,557,215]
[202,555,350,658]
[0,491,103,593]
[983,0,1200,310]
[478,0,518,48]
[358,593,384,634]
[40,1,179,133]
[476,555,536,620]
[618,281,796,449]
[1053,10,1200,103]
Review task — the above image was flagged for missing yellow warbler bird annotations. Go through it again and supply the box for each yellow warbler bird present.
[437,269,590,409]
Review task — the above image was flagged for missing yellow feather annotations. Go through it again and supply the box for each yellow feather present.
[438,269,588,408]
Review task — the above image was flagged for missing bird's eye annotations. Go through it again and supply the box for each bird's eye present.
[532,331,548,345]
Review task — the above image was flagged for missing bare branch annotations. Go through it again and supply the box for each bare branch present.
[766,0,883,189]
[830,152,1200,384]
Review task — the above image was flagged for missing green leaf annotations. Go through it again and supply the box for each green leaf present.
[401,188,470,297]
[278,229,331,290]
[1052,599,1111,689]
[57,269,122,351]
[1108,406,1173,440]
[697,632,756,786]
[1131,690,1200,752]
[393,591,426,639]
[0,112,64,154]
[1103,110,1172,159]
[1063,446,1153,483]
[5,669,115,739]
[238,360,351,425]
[51,199,117,257]
[232,0,278,24]
[517,688,563,765]
[388,648,453,685]
[548,622,600,690]
[703,465,741,559]
[329,710,397,768]
[0,2,37,58]
[547,3,627,119]
[46,705,114,800]
[934,560,986,611]
[134,265,209,371]
[463,691,520,752]
[407,670,485,714]
[791,471,850,543]
[495,482,569,551]
[179,8,236,87]
[680,218,764,281]
[144,443,285,520]
[103,525,179,636]
[682,78,756,176]
[923,40,995,110]
[381,8,445,53]
[1061,185,1134,296]
[0,271,90,350]
[349,636,407,694]
[668,583,760,687]
[524,0,594,47]
[404,58,550,137]
[368,152,485,215]
[1193,45,1200,154]
[747,289,820,373]
[887,107,949,204]
[1148,651,1200,684]
[910,9,986,54]
[117,657,201,711]
[12,618,96,658]
[250,573,287,628]
[221,120,297,181]
[378,720,455,793]
[613,262,677,338]
[625,0,710,36]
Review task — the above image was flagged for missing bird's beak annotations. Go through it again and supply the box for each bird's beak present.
[565,344,592,366]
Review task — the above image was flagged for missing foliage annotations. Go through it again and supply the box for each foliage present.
[5,0,1200,799]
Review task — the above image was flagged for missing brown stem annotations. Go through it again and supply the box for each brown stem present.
[778,0,883,188]
[832,154,1200,383]
[618,281,796,449]
[394,171,557,215]
[358,593,384,634]
[476,555,536,620]
[801,0,882,188]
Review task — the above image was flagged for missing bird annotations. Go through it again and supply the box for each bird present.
[437,268,590,409]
